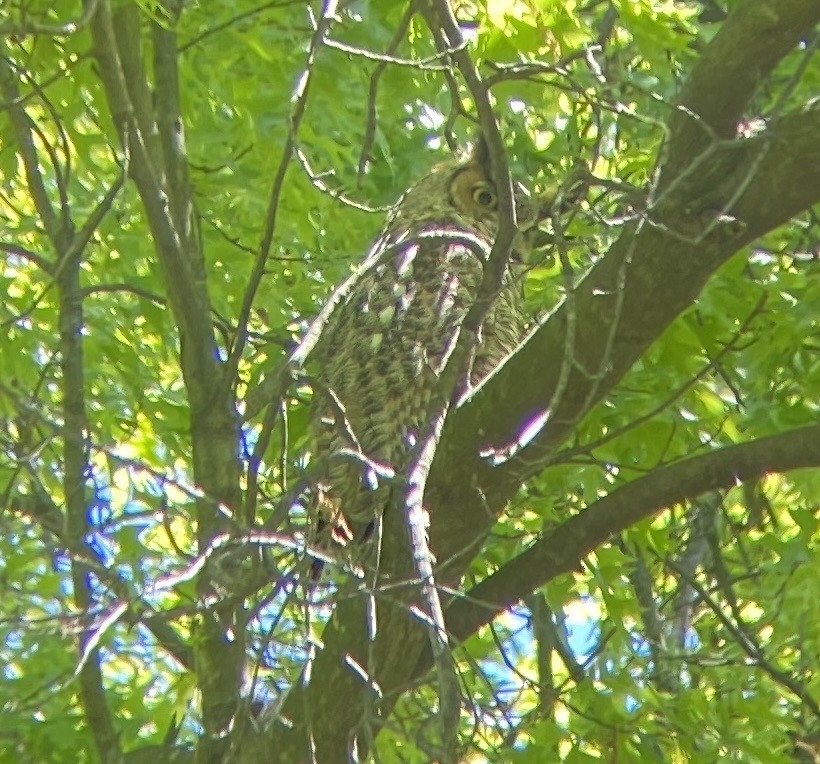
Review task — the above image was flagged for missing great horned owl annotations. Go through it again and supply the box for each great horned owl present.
[310,141,530,567]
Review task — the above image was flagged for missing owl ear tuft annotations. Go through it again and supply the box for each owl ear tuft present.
[470,134,492,174]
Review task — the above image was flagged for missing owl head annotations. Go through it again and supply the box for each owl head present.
[389,138,547,260]
[389,138,496,230]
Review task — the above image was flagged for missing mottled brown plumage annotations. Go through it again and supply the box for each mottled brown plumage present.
[310,144,530,561]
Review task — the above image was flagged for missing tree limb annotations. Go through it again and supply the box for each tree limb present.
[660,0,820,190]
[430,423,820,660]
[444,106,820,528]
[90,5,246,758]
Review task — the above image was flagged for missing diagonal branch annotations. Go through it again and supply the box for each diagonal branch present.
[660,0,820,190]
[420,423,820,675]
[90,2,219,378]
[444,106,820,522]
[665,555,820,718]
[0,47,61,238]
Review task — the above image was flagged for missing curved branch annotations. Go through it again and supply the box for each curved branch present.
[421,423,820,674]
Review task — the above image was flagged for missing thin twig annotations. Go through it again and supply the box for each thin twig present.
[226,0,339,388]
[0,0,99,37]
[664,555,820,719]
[357,3,417,178]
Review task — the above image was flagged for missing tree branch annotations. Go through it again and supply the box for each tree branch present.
[429,424,820,662]
[666,556,820,718]
[0,47,61,238]
[91,5,245,759]
[90,2,219,379]
[660,0,820,190]
[0,0,99,37]
[226,0,339,388]
[443,106,820,525]
[1,29,121,761]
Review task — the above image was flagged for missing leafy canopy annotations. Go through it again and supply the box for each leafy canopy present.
[0,0,818,762]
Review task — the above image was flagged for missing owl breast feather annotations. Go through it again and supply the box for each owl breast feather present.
[313,220,523,529]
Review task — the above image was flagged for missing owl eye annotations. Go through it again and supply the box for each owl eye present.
[471,182,497,209]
